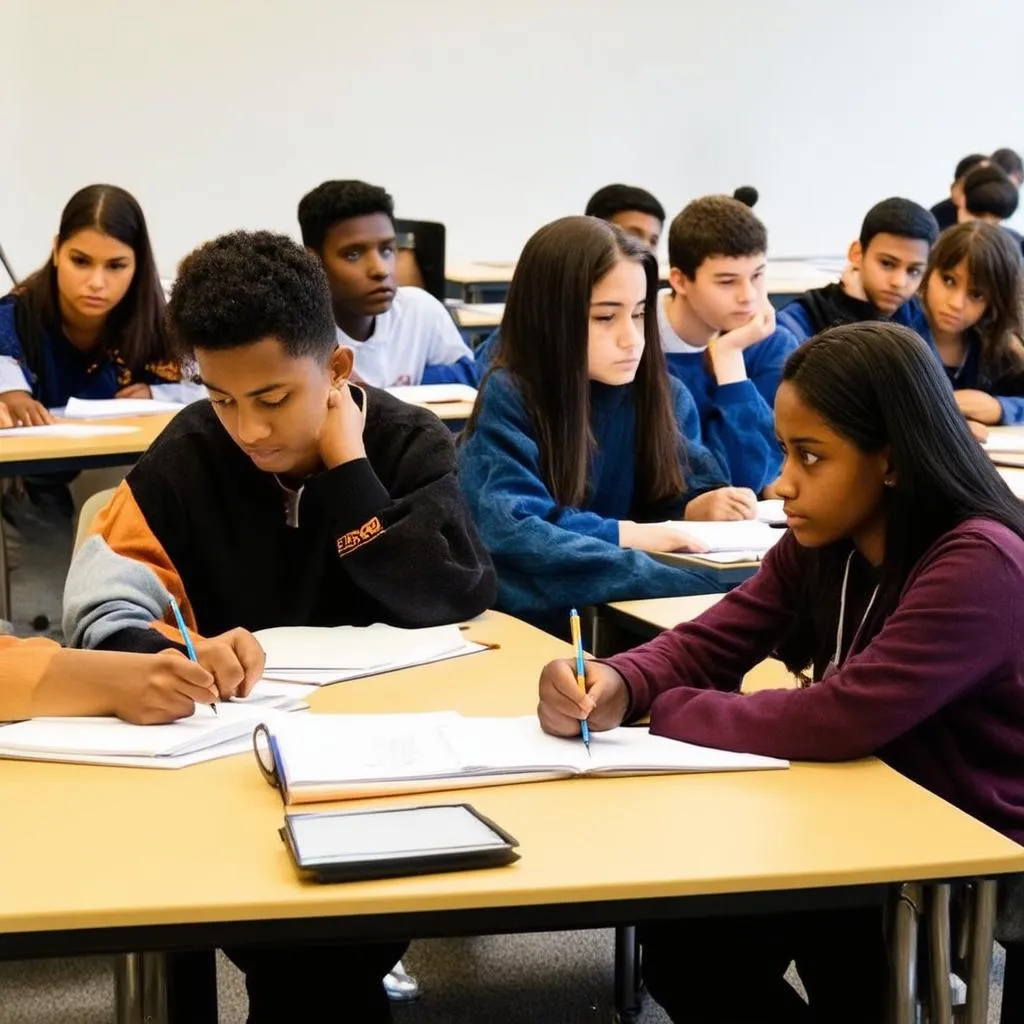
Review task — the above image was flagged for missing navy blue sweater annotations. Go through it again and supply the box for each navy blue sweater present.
[458,370,728,633]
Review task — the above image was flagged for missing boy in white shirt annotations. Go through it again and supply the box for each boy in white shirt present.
[298,180,476,386]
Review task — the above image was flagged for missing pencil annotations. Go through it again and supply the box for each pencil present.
[168,594,217,715]
[569,608,590,754]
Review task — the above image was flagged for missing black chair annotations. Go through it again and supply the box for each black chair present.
[394,219,446,303]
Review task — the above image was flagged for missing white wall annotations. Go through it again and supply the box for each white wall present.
[5,0,1023,280]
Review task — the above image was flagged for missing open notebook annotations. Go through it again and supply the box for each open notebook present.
[254,623,487,685]
[0,686,307,769]
[255,712,787,804]
[654,518,784,565]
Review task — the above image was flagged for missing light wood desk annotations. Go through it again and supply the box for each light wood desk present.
[0,611,1021,1024]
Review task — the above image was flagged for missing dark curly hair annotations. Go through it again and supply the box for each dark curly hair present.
[297,180,395,251]
[166,230,337,361]
[667,195,767,278]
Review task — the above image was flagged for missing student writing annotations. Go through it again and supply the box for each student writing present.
[459,216,748,635]
[538,321,1024,1022]
[298,179,475,387]
[63,229,494,1023]
[919,220,1024,429]
[657,195,795,491]
[0,184,204,425]
[777,197,937,341]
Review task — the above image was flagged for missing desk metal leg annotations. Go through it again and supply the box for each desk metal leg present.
[891,882,922,1024]
[964,879,997,1024]
[114,952,169,1024]
[614,925,643,1023]
[927,883,954,1024]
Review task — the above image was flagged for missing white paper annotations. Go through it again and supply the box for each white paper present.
[983,432,1024,454]
[255,622,469,672]
[63,397,185,419]
[384,384,478,405]
[0,702,301,760]
[260,641,487,686]
[0,423,139,439]
[755,499,785,524]
[658,519,783,553]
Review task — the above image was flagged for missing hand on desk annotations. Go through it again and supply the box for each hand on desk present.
[0,402,12,428]
[538,659,629,738]
[192,627,265,699]
[0,391,54,427]
[955,390,1002,426]
[113,650,220,724]
[684,486,757,521]
[116,384,153,399]
[619,521,708,554]
[967,419,990,442]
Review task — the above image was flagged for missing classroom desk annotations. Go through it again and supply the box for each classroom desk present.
[446,258,838,307]
[648,549,762,589]
[1,611,1021,1024]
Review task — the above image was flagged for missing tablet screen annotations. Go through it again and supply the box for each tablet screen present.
[288,805,510,864]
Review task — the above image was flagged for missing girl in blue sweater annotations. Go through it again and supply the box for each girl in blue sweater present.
[919,220,1024,432]
[459,216,754,633]
[0,184,203,425]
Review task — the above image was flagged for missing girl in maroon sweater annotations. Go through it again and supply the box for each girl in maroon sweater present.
[538,321,1024,1023]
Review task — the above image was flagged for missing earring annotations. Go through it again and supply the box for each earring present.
[884,478,896,488]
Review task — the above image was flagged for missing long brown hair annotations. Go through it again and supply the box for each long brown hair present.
[923,221,1024,383]
[12,184,169,390]
[466,215,685,508]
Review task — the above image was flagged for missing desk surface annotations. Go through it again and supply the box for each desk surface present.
[2,610,1022,942]
[447,258,837,295]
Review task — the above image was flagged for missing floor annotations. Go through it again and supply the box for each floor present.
[0,495,1009,1022]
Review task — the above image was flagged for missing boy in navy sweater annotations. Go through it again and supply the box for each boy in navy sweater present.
[657,195,796,493]
[778,197,937,342]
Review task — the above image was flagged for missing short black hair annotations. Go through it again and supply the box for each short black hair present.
[964,165,1020,221]
[954,153,989,182]
[166,230,337,360]
[859,197,939,251]
[297,180,395,250]
[991,148,1024,181]
[585,184,666,224]
[667,195,766,278]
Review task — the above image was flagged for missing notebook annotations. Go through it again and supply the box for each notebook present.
[385,384,478,406]
[755,499,785,524]
[982,433,1024,454]
[63,397,186,419]
[0,423,139,439]
[255,712,788,804]
[658,519,784,554]
[0,695,306,769]
[254,623,486,684]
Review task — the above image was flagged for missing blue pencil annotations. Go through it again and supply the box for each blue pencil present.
[168,594,216,715]
[569,608,590,754]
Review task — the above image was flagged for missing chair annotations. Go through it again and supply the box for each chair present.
[394,219,447,303]
[74,487,116,554]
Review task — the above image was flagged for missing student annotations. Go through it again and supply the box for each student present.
[992,146,1024,187]
[298,179,475,387]
[63,229,495,1023]
[459,216,755,635]
[919,220,1024,427]
[538,321,1024,1022]
[0,184,203,425]
[0,635,221,723]
[959,164,1024,257]
[778,198,937,343]
[657,195,796,492]
[931,153,989,231]
[585,183,666,251]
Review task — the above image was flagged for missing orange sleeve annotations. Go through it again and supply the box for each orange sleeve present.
[0,636,60,721]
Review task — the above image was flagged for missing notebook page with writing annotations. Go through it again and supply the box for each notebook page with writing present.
[254,623,468,672]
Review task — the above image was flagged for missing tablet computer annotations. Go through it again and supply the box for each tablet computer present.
[280,803,520,883]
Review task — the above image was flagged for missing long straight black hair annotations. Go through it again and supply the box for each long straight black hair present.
[775,321,1024,677]
[12,184,169,386]
[465,215,684,508]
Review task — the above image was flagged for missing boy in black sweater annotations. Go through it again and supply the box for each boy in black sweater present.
[63,230,496,1022]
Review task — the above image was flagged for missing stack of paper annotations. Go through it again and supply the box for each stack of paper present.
[657,518,784,564]
[254,622,486,685]
[63,397,185,418]
[385,384,478,406]
[0,690,306,769]
[257,712,788,804]
[982,432,1024,454]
